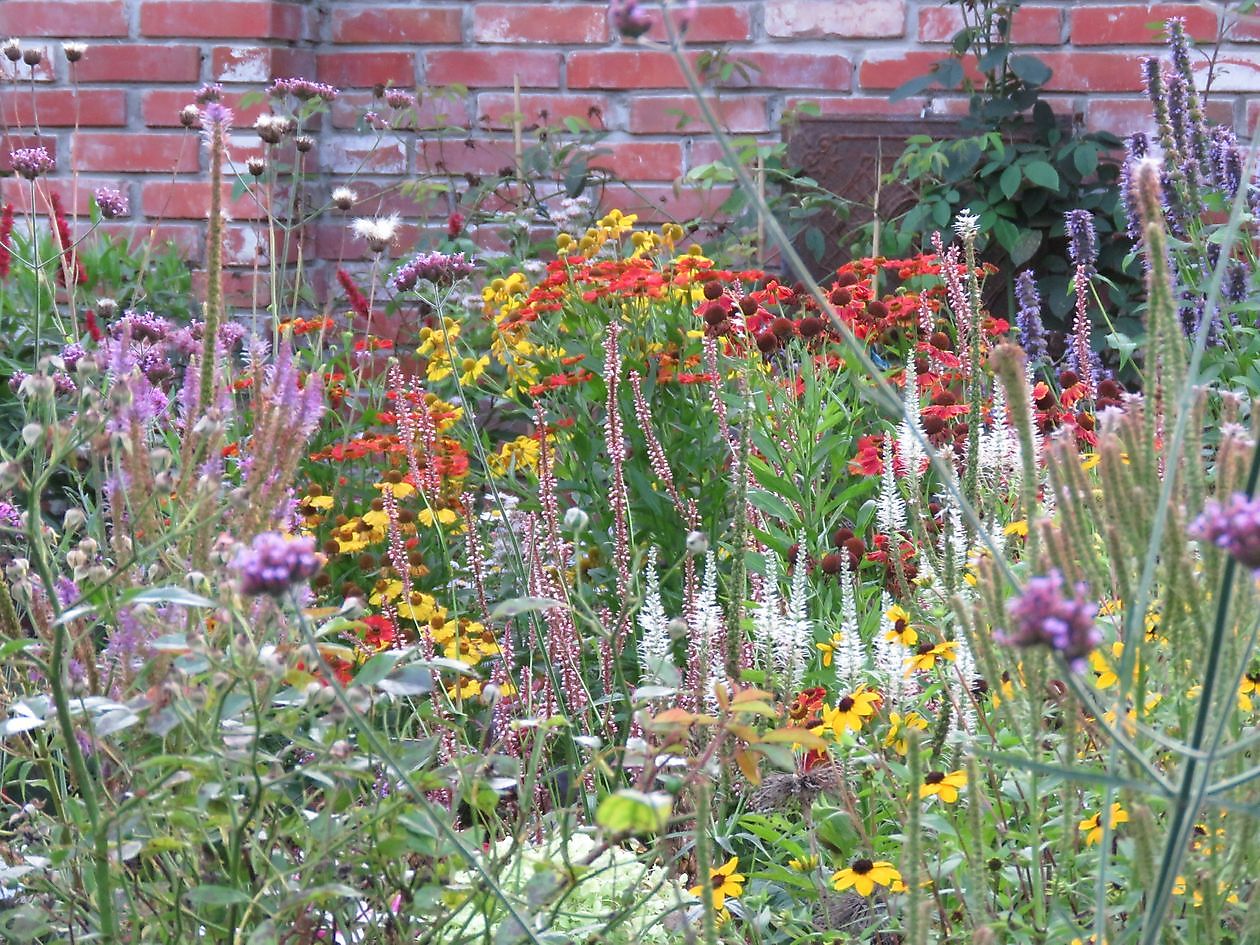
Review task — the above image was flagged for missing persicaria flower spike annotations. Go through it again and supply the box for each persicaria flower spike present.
[1190,493,1260,571]
[233,532,323,597]
[1000,570,1101,671]
[9,147,55,180]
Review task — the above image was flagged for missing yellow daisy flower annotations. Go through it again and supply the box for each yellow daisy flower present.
[689,855,744,912]
[815,688,880,737]
[1079,802,1128,846]
[830,858,902,897]
[905,640,958,674]
[919,769,967,804]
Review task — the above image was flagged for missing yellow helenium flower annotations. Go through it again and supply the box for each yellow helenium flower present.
[831,858,901,897]
[488,435,541,476]
[458,354,490,385]
[689,856,744,912]
[425,348,453,383]
[920,769,967,803]
[416,317,461,357]
[815,688,880,737]
[1079,803,1128,845]
[418,507,460,528]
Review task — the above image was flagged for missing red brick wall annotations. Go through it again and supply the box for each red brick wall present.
[3,0,1258,273]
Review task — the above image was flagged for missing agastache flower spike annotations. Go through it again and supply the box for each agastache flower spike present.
[1014,270,1049,365]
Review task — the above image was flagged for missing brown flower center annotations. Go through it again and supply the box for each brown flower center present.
[924,771,945,785]
[837,696,855,712]
[851,858,874,874]
[916,642,935,656]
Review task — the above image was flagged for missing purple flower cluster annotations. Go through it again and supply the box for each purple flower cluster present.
[1190,493,1260,570]
[384,89,416,110]
[1000,571,1101,671]
[93,187,129,220]
[233,532,322,597]
[1064,209,1098,274]
[389,251,475,292]
[268,77,339,102]
[1014,270,1049,365]
[0,502,20,531]
[610,0,652,38]
[9,146,55,180]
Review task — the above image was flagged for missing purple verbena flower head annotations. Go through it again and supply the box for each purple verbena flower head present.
[1000,570,1101,671]
[195,83,224,104]
[1190,493,1260,571]
[10,146,55,180]
[0,502,20,531]
[234,532,323,597]
[1064,209,1098,274]
[385,88,416,110]
[610,0,653,38]
[268,77,339,102]
[93,187,128,220]
[389,251,475,292]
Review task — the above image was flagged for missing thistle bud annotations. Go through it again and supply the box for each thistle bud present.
[2,39,21,62]
[246,157,266,177]
[21,47,41,67]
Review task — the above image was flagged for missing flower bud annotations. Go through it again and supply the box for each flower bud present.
[21,424,43,447]
[563,507,589,533]
[21,47,42,67]
[685,531,709,556]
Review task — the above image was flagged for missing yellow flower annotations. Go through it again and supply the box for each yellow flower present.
[425,348,453,382]
[884,604,918,646]
[488,435,541,476]
[303,494,334,511]
[1079,803,1128,846]
[417,317,461,356]
[787,854,819,872]
[418,507,460,528]
[905,641,958,674]
[1239,673,1259,713]
[884,711,928,755]
[830,858,901,897]
[689,856,744,912]
[1004,519,1028,537]
[373,479,416,499]
[458,354,490,385]
[816,632,843,667]
[815,688,880,737]
[919,769,967,804]
[1089,641,1126,690]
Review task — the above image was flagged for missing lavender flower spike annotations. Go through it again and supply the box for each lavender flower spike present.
[1190,494,1260,571]
[233,532,322,597]
[1000,570,1101,671]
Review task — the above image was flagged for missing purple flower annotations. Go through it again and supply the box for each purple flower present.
[268,77,339,102]
[1064,209,1098,274]
[93,187,129,220]
[1119,133,1149,242]
[195,82,224,104]
[1000,570,1101,671]
[0,502,20,531]
[9,146,55,180]
[610,0,653,38]
[385,89,416,109]
[61,343,86,372]
[1014,270,1049,365]
[390,251,475,292]
[199,103,234,129]
[233,532,323,597]
[1191,494,1260,570]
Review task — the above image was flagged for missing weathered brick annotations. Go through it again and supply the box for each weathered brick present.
[919,6,1062,45]
[765,0,906,39]
[317,51,416,89]
[141,90,269,128]
[1039,52,1147,92]
[474,4,610,44]
[646,4,752,42]
[426,49,562,88]
[858,51,980,90]
[141,2,307,41]
[729,52,854,91]
[476,92,609,131]
[1,2,128,37]
[0,178,118,214]
[141,181,269,220]
[567,50,692,89]
[73,45,203,83]
[73,133,201,173]
[1070,5,1219,46]
[212,46,314,83]
[331,93,471,131]
[332,7,463,44]
[4,90,127,128]
[1197,55,1260,92]
[320,137,408,175]
[628,95,771,134]
[598,181,736,223]
[588,141,686,181]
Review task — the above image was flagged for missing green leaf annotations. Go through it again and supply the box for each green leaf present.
[128,586,216,608]
[1024,160,1060,191]
[1010,230,1043,267]
[748,489,798,525]
[352,652,399,688]
[490,596,567,619]
[1008,54,1052,87]
[999,163,1021,200]
[595,790,672,835]
[1074,143,1099,177]
[185,885,252,906]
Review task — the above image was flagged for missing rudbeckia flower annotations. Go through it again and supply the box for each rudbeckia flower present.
[905,640,958,673]
[884,604,918,646]
[919,769,967,803]
[1079,802,1128,845]
[815,688,880,737]
[689,855,744,912]
[830,858,902,896]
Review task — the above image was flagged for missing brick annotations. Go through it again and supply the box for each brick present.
[320,137,407,174]
[0,178,118,214]
[4,90,127,128]
[1039,52,1146,92]
[417,137,515,177]
[765,0,906,39]
[142,90,269,128]
[212,46,314,83]
[1070,5,1219,46]
[646,4,752,42]
[426,49,562,88]
[3,44,56,81]
[141,2,307,41]
[690,138,779,169]
[628,95,771,134]
[567,50,690,89]
[331,93,471,131]
[1197,55,1260,92]
[73,45,202,83]
[73,133,201,173]
[858,51,981,90]
[477,92,609,130]
[919,6,1062,45]
[726,52,853,91]
[588,141,685,181]
[474,4,609,44]
[0,2,128,37]
[332,7,463,44]
[141,182,269,220]
[103,222,202,256]
[318,51,415,89]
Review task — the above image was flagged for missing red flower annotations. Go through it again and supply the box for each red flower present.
[0,203,13,279]
[48,192,87,286]
[337,267,372,320]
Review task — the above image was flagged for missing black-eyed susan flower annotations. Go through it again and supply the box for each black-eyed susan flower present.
[830,858,902,896]
[1239,673,1259,712]
[816,631,844,667]
[905,640,958,674]
[884,711,929,755]
[920,769,967,803]
[1079,802,1128,845]
[815,688,880,737]
[884,603,918,646]
[689,855,744,911]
